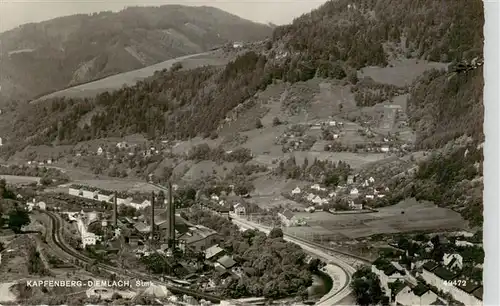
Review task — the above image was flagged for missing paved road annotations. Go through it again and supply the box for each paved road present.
[231,217,355,305]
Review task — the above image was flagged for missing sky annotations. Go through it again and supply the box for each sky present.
[0,0,328,33]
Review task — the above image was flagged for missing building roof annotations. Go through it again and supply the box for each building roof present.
[179,225,218,245]
[99,190,114,196]
[280,209,295,220]
[217,255,236,269]
[412,283,430,297]
[422,261,439,272]
[430,298,446,305]
[134,222,151,233]
[473,286,483,301]
[457,280,481,294]
[433,266,457,281]
[205,244,224,260]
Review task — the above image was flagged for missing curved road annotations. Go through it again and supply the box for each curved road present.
[231,217,357,305]
[40,210,222,303]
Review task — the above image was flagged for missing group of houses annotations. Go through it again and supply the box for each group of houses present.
[68,184,153,210]
[288,174,390,213]
[371,251,483,305]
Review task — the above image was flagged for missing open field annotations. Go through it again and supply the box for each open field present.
[58,180,163,193]
[32,51,227,102]
[0,175,40,185]
[287,151,388,169]
[285,199,465,239]
[358,59,449,87]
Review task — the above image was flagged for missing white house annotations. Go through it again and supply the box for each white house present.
[365,194,375,199]
[306,193,315,201]
[394,285,443,306]
[368,177,375,183]
[328,121,336,126]
[305,206,315,213]
[312,195,328,205]
[130,197,151,209]
[278,209,299,227]
[116,142,129,149]
[232,42,243,48]
[310,184,325,191]
[82,232,97,247]
[350,188,359,195]
[233,203,246,216]
[328,192,336,198]
[26,199,47,211]
[97,147,104,155]
[349,202,363,210]
[291,187,301,195]
[211,194,220,201]
[381,146,390,153]
[371,261,405,293]
[347,175,355,185]
[455,240,474,247]
[443,253,463,270]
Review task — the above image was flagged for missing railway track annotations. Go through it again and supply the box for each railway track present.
[43,210,222,304]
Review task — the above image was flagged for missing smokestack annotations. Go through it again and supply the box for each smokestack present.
[167,182,175,248]
[113,192,118,227]
[150,191,155,240]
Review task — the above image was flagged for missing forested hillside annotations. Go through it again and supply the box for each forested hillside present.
[4,0,483,152]
[0,5,272,102]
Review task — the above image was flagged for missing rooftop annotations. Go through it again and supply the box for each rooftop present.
[422,261,439,272]
[456,280,481,294]
[217,255,237,269]
[433,266,457,281]
[473,286,483,301]
[280,209,295,220]
[205,244,224,260]
[99,189,114,196]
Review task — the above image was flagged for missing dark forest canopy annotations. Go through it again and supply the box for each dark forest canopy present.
[4,0,484,154]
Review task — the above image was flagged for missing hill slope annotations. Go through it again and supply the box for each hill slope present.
[0,5,272,102]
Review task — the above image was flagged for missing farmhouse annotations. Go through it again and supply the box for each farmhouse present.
[443,253,463,270]
[291,187,301,195]
[233,203,246,216]
[278,209,299,227]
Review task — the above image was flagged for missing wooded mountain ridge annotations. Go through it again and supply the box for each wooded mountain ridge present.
[0,5,272,102]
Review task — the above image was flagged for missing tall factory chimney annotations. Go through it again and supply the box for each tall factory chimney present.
[112,192,118,227]
[150,191,155,241]
[167,181,175,248]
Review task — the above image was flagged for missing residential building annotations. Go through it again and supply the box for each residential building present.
[443,253,463,270]
[371,259,406,293]
[278,209,298,227]
[116,142,129,149]
[350,188,359,195]
[347,175,355,185]
[233,203,246,216]
[394,284,444,306]
[291,187,301,195]
[455,240,474,247]
[381,146,390,153]
[421,261,482,305]
[82,233,97,247]
[97,147,104,155]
